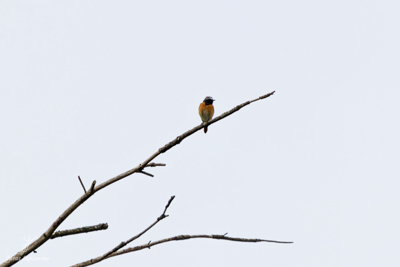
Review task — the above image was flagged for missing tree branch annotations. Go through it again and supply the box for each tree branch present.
[0,92,274,267]
[138,170,154,177]
[50,223,108,239]
[93,91,275,192]
[113,234,293,256]
[70,196,175,267]
[78,176,86,193]
[72,234,292,266]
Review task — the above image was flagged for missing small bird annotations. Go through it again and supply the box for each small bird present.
[198,96,215,133]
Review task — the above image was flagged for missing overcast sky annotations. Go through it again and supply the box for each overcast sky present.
[1,1,399,266]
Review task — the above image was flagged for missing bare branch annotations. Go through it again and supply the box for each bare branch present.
[113,234,292,257]
[78,176,86,193]
[161,195,175,218]
[70,196,175,267]
[72,234,291,266]
[89,180,96,194]
[50,223,108,239]
[113,234,293,256]
[0,92,274,267]
[93,91,275,192]
[138,170,154,177]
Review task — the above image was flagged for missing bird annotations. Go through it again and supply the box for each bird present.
[198,96,215,133]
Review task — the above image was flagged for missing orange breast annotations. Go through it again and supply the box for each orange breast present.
[198,102,214,122]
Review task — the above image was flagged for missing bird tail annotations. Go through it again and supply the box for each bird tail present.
[204,126,208,134]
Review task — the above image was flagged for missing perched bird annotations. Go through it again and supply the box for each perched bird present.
[198,96,215,133]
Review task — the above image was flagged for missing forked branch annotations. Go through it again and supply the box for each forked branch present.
[73,234,291,267]
[71,193,291,267]
[70,196,175,267]
[0,92,275,267]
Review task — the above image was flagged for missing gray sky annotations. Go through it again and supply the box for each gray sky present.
[1,1,399,266]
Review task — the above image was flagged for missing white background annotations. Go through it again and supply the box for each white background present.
[1,1,399,266]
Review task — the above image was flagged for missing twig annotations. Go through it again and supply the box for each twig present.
[113,234,293,256]
[70,196,175,267]
[138,170,154,177]
[78,176,86,193]
[114,234,293,256]
[72,234,291,266]
[1,92,274,267]
[161,195,175,218]
[89,180,96,194]
[50,223,108,239]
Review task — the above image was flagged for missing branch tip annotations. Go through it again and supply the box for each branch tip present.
[162,195,175,215]
[89,180,96,194]
[78,176,87,193]
[139,171,154,177]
